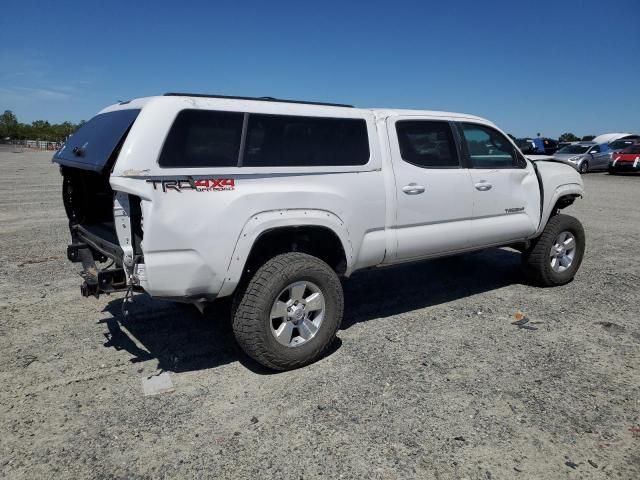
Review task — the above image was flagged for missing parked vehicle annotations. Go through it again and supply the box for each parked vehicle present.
[609,137,640,155]
[532,137,558,155]
[609,143,640,174]
[516,137,558,155]
[515,138,536,154]
[553,142,611,173]
[52,93,586,370]
[592,133,633,144]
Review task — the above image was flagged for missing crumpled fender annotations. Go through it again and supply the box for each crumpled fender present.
[534,161,585,236]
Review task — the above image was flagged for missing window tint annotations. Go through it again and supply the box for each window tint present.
[243,114,369,167]
[623,145,640,154]
[395,121,459,168]
[460,123,518,168]
[590,145,601,153]
[159,109,244,167]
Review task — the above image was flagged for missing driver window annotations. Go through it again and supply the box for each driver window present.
[591,145,601,153]
[460,123,520,168]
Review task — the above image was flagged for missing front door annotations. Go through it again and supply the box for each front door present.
[457,122,540,247]
[387,118,473,261]
[589,144,610,170]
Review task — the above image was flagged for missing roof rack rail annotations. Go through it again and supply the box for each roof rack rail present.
[163,92,353,108]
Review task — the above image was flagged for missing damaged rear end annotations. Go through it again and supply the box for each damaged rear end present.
[53,108,144,297]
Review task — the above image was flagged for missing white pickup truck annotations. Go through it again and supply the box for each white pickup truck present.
[53,93,585,370]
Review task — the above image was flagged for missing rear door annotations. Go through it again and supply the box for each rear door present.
[387,117,473,261]
[457,122,540,246]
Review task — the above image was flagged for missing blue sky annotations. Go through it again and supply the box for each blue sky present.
[1,0,638,138]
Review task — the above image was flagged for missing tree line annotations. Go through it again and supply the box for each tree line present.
[0,108,602,145]
[0,110,84,142]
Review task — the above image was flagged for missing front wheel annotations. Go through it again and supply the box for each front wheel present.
[522,214,586,287]
[579,161,589,174]
[232,252,344,370]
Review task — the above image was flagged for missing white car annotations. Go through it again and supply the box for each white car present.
[53,93,586,370]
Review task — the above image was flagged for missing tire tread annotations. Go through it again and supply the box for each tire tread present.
[232,252,343,370]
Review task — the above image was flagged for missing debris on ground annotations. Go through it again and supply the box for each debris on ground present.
[511,311,538,330]
[511,311,529,325]
[564,461,578,469]
[142,371,174,396]
[19,355,37,368]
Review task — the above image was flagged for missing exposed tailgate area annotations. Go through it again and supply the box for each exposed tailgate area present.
[53,108,142,296]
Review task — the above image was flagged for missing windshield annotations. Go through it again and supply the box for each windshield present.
[53,109,140,172]
[557,145,590,154]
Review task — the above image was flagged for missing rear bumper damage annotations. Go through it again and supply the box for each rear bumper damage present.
[67,240,129,297]
[67,218,145,298]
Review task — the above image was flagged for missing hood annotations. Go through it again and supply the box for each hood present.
[553,153,586,162]
[525,154,555,161]
[535,159,584,192]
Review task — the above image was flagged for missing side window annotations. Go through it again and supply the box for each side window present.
[395,121,459,168]
[159,109,244,167]
[243,114,369,167]
[590,145,601,153]
[460,123,520,168]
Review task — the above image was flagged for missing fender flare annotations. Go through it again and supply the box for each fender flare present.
[535,183,583,236]
[217,209,354,297]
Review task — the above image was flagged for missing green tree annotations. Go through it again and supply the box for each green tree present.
[581,135,595,141]
[559,133,579,142]
[0,110,19,139]
[0,111,83,142]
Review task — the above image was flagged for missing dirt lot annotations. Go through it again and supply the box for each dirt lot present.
[1,147,638,479]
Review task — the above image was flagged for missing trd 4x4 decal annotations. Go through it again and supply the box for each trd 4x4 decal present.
[146,178,235,192]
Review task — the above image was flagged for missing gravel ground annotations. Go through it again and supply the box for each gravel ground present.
[1,147,639,479]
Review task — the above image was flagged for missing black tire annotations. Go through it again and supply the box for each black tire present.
[579,161,589,174]
[522,214,585,287]
[608,168,617,175]
[232,252,344,371]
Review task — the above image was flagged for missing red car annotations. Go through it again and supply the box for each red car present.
[609,143,640,174]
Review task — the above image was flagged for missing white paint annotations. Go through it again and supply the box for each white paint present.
[75,95,585,301]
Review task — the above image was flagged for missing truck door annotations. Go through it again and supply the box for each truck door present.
[387,118,473,261]
[456,122,540,247]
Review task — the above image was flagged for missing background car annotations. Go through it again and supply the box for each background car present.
[609,143,640,174]
[533,137,558,155]
[592,133,634,144]
[609,136,640,155]
[553,142,611,173]
[515,138,536,154]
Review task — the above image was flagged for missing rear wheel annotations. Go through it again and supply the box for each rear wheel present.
[579,161,589,174]
[522,214,585,286]
[232,252,343,370]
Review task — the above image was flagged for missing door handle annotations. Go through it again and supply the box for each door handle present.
[402,183,425,195]
[474,182,493,191]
